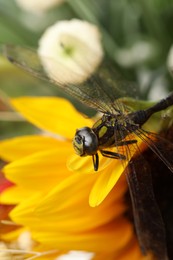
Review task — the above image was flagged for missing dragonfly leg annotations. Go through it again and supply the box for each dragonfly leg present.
[101,150,126,160]
[92,153,99,171]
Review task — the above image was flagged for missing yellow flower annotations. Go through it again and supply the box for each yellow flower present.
[0,96,150,259]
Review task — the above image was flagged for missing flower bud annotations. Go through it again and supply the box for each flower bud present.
[38,19,103,84]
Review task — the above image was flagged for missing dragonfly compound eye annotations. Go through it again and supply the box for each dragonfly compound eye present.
[73,127,98,156]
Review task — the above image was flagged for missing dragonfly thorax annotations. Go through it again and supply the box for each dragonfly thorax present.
[73,127,99,156]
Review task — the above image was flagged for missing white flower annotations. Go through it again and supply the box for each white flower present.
[15,0,64,14]
[38,19,104,84]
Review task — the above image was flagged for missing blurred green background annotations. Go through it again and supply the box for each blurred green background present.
[0,0,173,138]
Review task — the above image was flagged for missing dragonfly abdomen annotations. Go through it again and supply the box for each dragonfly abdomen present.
[146,92,173,115]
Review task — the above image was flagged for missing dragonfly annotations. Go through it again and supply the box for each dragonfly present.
[1,44,173,259]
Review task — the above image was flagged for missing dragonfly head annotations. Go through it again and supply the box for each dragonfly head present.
[73,127,98,157]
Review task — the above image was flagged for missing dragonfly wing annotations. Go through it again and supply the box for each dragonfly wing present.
[126,152,168,259]
[0,44,132,114]
[135,129,173,174]
[112,124,168,258]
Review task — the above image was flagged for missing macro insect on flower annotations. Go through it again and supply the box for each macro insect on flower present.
[1,19,173,259]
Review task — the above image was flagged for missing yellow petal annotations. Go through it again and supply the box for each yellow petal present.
[9,193,44,224]
[67,153,112,174]
[0,185,35,204]
[11,97,92,139]
[89,160,128,207]
[0,135,62,162]
[67,154,95,173]
[35,173,96,214]
[29,175,126,232]
[1,227,26,241]
[10,188,125,233]
[3,145,73,191]
[31,218,133,252]
[92,238,145,260]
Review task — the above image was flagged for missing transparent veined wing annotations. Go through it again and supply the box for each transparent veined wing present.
[0,44,137,114]
[115,125,173,259]
[134,129,173,173]
[126,152,168,259]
